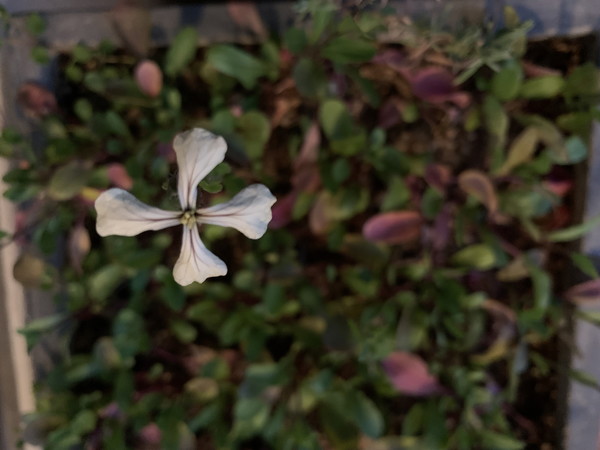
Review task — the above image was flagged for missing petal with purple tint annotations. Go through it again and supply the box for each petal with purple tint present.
[95,188,180,237]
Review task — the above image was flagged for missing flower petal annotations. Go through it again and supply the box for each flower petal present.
[173,226,227,285]
[174,128,227,210]
[196,184,276,239]
[95,188,180,237]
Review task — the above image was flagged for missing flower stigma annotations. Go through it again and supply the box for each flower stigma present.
[180,209,196,228]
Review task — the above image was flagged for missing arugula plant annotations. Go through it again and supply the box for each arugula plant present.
[2,3,599,449]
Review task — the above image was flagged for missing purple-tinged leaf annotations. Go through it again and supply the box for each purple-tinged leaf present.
[134,60,163,98]
[430,204,454,251]
[372,48,406,70]
[269,192,296,229]
[363,211,423,245]
[377,98,402,129]
[565,279,600,305]
[424,163,452,193]
[382,351,443,396]
[408,67,471,107]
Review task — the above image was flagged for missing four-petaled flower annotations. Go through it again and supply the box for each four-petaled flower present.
[94,128,276,285]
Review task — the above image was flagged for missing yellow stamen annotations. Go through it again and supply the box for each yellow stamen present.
[180,210,196,228]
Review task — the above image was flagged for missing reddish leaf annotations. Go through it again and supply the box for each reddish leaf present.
[411,67,454,98]
[382,351,443,396]
[138,423,161,445]
[564,279,600,305]
[134,60,163,98]
[226,1,267,39]
[522,61,561,78]
[430,204,454,251]
[17,82,57,119]
[424,163,452,193]
[377,99,399,129]
[269,192,297,229]
[543,166,573,197]
[295,122,321,170]
[408,67,471,107]
[362,211,423,245]
[372,48,406,70]
[106,163,133,190]
[458,170,498,214]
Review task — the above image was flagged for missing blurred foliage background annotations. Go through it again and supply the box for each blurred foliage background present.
[2,1,600,448]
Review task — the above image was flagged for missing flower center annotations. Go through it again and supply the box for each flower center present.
[180,209,196,228]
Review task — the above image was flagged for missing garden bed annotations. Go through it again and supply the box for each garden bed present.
[2,2,600,449]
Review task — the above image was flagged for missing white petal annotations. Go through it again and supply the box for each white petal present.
[95,188,180,237]
[173,226,227,285]
[196,184,276,239]
[174,128,227,210]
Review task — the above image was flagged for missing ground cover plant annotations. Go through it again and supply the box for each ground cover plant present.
[2,1,600,448]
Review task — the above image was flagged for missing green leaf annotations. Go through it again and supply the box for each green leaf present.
[497,127,539,175]
[170,319,198,343]
[570,369,600,390]
[526,261,551,311]
[233,398,270,439]
[321,36,376,64]
[206,45,266,89]
[319,99,354,141]
[520,75,565,99]
[74,98,93,122]
[237,111,271,159]
[571,252,600,279]
[47,161,90,201]
[26,13,45,35]
[18,313,67,350]
[293,57,328,97]
[164,27,198,76]
[564,62,599,97]
[13,252,52,288]
[113,309,150,360]
[381,177,410,211]
[483,95,508,142]
[284,27,308,54]
[548,213,600,242]
[30,45,50,65]
[348,391,384,438]
[88,264,126,302]
[490,61,523,101]
[480,431,524,449]
[105,111,130,137]
[452,244,496,270]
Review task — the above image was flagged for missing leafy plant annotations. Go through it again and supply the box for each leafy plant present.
[2,2,599,449]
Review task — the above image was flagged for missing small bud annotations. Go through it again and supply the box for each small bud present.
[135,60,163,97]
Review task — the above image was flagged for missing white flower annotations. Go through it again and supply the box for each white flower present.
[95,128,276,286]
